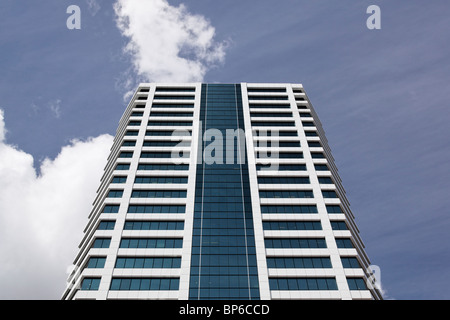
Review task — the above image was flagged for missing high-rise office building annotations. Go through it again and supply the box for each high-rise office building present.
[62,83,382,300]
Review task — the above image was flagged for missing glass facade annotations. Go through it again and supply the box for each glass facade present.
[63,83,381,301]
[189,84,260,300]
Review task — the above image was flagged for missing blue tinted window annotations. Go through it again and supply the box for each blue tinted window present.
[111,176,127,184]
[103,205,120,213]
[259,190,313,198]
[190,84,259,300]
[118,151,133,158]
[258,177,310,184]
[135,176,188,184]
[97,221,115,230]
[123,221,184,230]
[267,257,332,269]
[131,190,187,198]
[115,164,130,171]
[115,257,181,269]
[109,278,180,291]
[127,205,185,214]
[265,238,326,248]
[107,190,123,198]
[327,205,343,213]
[269,278,337,290]
[347,278,368,290]
[260,205,317,214]
[92,238,110,248]
[341,257,361,269]
[86,257,106,269]
[119,238,183,249]
[263,221,322,231]
[331,221,348,230]
[336,238,354,249]
[137,164,189,171]
[81,278,101,291]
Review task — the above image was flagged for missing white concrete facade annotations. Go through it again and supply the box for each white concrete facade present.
[62,83,382,300]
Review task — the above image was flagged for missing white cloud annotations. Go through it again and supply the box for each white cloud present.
[0,109,113,299]
[114,0,227,83]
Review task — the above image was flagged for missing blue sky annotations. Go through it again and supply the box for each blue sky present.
[0,0,449,300]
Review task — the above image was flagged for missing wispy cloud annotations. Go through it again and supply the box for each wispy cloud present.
[48,99,62,119]
[86,0,101,16]
[0,109,113,299]
[113,0,228,84]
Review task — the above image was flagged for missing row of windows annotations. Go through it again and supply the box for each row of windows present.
[263,220,348,231]
[93,236,353,250]
[112,176,127,183]
[267,257,332,269]
[81,277,367,291]
[153,95,194,100]
[155,87,195,92]
[146,130,191,136]
[143,140,190,147]
[147,121,192,126]
[262,221,322,231]
[259,190,314,198]
[127,205,186,214]
[256,164,306,171]
[110,278,180,291]
[115,164,130,170]
[128,121,141,126]
[140,151,189,159]
[86,257,106,269]
[250,112,292,118]
[150,112,193,117]
[255,141,301,148]
[120,238,183,249]
[258,177,310,184]
[86,255,360,271]
[311,152,325,159]
[308,141,322,148]
[255,130,318,137]
[265,238,327,249]
[135,176,188,184]
[327,205,343,213]
[247,88,286,93]
[151,103,194,108]
[248,96,288,101]
[267,257,361,269]
[252,121,295,127]
[124,220,184,230]
[97,221,115,230]
[115,257,181,269]
[118,151,133,158]
[269,277,338,291]
[260,205,318,214]
[189,275,259,289]
[137,164,189,171]
[122,140,136,147]
[266,238,354,249]
[131,190,187,198]
[330,221,348,230]
[253,130,298,137]
[106,190,123,198]
[257,152,303,159]
[103,205,119,213]
[249,104,290,109]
